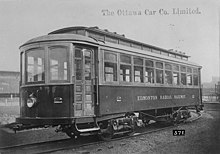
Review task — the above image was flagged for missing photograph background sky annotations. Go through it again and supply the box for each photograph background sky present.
[0,0,219,82]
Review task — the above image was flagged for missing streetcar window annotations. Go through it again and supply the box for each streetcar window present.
[165,64,172,70]
[173,65,179,71]
[173,72,179,85]
[187,74,192,85]
[85,50,92,80]
[104,52,117,61]
[134,57,143,83]
[193,68,198,74]
[165,63,172,84]
[120,66,131,82]
[134,57,143,66]
[156,62,164,84]
[26,48,45,83]
[156,70,163,84]
[120,54,131,64]
[193,75,199,86]
[134,67,143,82]
[156,62,163,69]
[145,60,154,67]
[49,46,69,82]
[165,71,172,84]
[104,52,117,82]
[181,66,186,72]
[120,54,131,82]
[145,60,154,83]
[75,59,82,80]
[181,73,187,85]
[187,67,192,73]
[193,68,199,86]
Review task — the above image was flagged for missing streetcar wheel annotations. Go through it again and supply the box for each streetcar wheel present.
[65,131,78,139]
[98,126,114,141]
[142,119,150,126]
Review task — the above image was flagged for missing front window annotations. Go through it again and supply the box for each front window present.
[26,48,45,83]
[49,46,69,82]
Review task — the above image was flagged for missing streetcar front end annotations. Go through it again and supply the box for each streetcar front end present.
[15,34,98,132]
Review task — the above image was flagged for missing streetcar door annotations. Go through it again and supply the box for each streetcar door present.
[74,46,94,117]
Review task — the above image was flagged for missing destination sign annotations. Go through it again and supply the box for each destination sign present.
[137,95,186,101]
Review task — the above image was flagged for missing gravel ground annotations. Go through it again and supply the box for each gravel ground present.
[1,103,220,154]
[51,111,220,154]
[0,106,68,147]
[0,106,19,125]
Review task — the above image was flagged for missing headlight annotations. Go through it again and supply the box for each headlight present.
[27,97,37,108]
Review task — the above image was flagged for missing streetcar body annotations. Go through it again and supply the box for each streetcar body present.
[16,27,202,137]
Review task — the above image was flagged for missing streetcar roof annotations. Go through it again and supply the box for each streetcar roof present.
[49,26,190,58]
[20,33,98,48]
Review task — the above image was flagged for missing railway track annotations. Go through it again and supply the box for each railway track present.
[0,110,202,154]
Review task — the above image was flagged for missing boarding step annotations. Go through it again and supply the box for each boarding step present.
[76,127,100,133]
[75,122,100,133]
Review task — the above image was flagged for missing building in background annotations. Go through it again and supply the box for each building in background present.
[202,76,220,102]
[0,71,20,105]
[215,81,220,102]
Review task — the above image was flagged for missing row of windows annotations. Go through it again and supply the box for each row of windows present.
[103,50,200,86]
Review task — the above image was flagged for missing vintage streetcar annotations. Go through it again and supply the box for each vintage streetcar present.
[14,26,203,139]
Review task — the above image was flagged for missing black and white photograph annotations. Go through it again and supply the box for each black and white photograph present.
[0,0,219,153]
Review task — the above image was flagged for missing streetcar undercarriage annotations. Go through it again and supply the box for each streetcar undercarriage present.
[11,105,201,140]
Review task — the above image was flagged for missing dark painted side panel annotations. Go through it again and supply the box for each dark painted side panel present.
[99,85,200,115]
[98,86,133,115]
[20,85,71,118]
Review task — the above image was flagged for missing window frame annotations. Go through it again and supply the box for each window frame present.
[193,67,199,86]
[133,56,144,83]
[186,67,193,86]
[48,45,70,83]
[164,63,172,85]
[25,47,46,84]
[103,50,118,82]
[155,61,164,84]
[119,54,132,83]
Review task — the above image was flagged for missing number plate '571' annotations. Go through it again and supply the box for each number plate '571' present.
[173,130,185,136]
